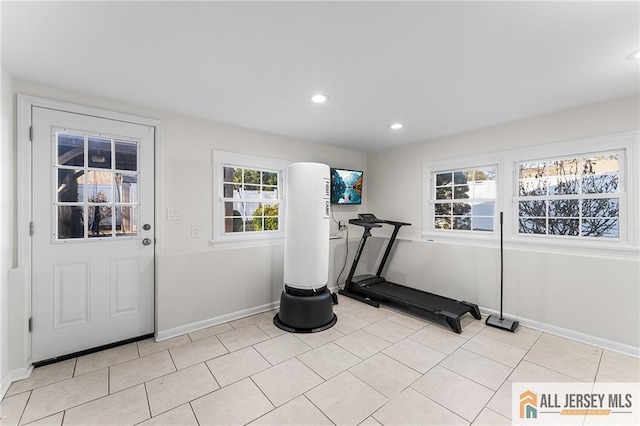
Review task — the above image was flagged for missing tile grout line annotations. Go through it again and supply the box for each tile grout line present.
[300,393,337,426]
[188,400,201,426]
[592,344,605,387]
[202,358,221,391]
[15,389,32,426]
[247,375,278,415]
[142,382,152,422]
[167,347,179,372]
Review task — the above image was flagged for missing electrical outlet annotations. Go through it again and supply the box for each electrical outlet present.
[191,225,199,238]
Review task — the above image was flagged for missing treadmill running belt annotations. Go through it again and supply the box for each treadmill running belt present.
[363,281,473,316]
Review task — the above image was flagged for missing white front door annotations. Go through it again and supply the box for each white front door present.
[31,106,155,362]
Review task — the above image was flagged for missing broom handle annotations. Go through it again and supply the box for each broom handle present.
[500,211,504,320]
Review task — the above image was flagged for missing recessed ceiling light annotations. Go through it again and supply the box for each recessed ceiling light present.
[389,123,403,130]
[627,49,640,60]
[311,94,328,103]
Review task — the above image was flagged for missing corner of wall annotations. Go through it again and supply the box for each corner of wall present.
[1,66,16,398]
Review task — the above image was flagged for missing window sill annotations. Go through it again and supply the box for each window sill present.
[209,238,284,250]
[420,232,639,260]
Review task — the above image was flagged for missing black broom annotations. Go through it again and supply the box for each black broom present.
[486,212,519,332]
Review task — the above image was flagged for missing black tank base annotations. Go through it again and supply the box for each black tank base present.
[273,286,337,333]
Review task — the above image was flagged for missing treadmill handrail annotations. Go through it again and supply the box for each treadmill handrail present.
[344,217,411,287]
[349,218,410,227]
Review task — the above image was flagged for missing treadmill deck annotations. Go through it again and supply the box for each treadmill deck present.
[361,280,474,316]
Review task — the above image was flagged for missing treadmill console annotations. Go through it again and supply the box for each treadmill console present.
[357,213,378,222]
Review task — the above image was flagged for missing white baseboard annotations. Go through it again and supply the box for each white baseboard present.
[155,287,343,342]
[155,301,280,342]
[1,362,33,400]
[480,307,640,358]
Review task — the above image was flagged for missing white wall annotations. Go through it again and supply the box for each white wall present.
[367,95,640,351]
[8,80,367,344]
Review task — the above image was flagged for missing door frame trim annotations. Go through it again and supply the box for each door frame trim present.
[17,94,163,367]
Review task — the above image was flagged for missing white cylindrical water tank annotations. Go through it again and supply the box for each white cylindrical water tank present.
[283,162,330,290]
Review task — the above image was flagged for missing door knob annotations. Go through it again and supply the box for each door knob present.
[142,238,152,246]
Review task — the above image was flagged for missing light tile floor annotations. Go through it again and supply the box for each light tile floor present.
[2,296,639,426]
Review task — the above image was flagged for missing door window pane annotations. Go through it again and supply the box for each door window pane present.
[58,133,85,167]
[88,206,113,237]
[88,136,112,169]
[58,206,84,239]
[115,140,137,171]
[116,173,138,204]
[115,206,137,237]
[58,169,85,203]
[87,171,112,203]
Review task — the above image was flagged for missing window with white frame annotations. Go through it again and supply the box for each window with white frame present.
[516,151,622,239]
[213,151,288,245]
[423,131,637,255]
[431,165,498,232]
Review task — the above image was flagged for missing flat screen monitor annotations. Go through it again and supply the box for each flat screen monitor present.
[331,168,363,205]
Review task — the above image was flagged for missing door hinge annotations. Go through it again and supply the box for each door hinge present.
[29,222,34,236]
[29,126,33,141]
[28,317,33,332]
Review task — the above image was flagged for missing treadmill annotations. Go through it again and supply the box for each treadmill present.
[338,213,481,334]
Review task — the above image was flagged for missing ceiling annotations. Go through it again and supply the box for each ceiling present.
[2,1,639,153]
